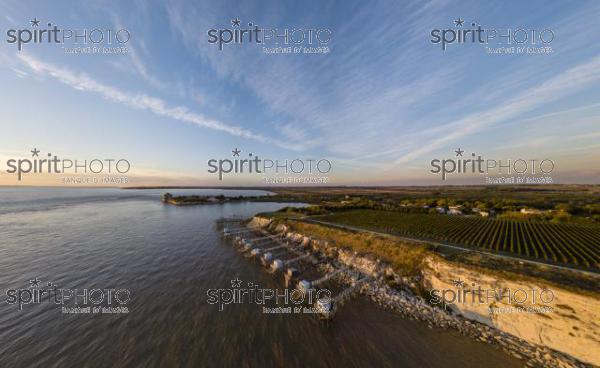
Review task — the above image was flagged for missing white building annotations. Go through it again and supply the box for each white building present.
[520,208,542,215]
[448,208,462,215]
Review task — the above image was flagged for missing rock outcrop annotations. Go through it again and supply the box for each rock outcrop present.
[253,216,600,367]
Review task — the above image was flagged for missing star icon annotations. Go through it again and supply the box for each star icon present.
[31,148,40,157]
[232,148,241,156]
[454,18,464,27]
[231,18,241,27]
[230,278,242,288]
[454,148,464,157]
[29,277,41,288]
[31,18,40,27]
[452,279,465,288]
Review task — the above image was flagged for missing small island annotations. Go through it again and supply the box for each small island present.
[161,192,265,205]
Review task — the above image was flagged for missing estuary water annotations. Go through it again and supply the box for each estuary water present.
[0,188,520,367]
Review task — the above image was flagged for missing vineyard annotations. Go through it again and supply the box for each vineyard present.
[318,210,600,269]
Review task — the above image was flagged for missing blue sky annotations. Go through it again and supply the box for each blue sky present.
[0,0,599,185]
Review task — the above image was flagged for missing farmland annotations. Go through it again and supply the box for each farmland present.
[317,210,600,269]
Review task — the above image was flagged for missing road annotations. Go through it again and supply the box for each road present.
[290,217,600,278]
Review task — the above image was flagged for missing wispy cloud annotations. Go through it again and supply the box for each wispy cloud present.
[2,1,599,185]
[111,14,166,90]
[126,44,165,90]
[164,0,600,178]
[165,0,456,158]
[10,68,29,78]
[393,54,600,165]
[16,53,268,141]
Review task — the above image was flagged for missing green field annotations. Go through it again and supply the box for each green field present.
[317,210,600,269]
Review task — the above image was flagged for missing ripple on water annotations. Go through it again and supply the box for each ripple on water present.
[0,189,521,367]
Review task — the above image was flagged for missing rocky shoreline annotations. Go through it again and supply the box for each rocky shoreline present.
[252,216,595,368]
[360,279,585,368]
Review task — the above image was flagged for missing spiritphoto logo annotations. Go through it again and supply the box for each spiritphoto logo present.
[3,277,131,314]
[5,17,130,54]
[207,18,332,54]
[430,278,554,314]
[5,148,131,184]
[206,277,332,314]
[207,147,332,183]
[429,148,554,183]
[430,18,554,54]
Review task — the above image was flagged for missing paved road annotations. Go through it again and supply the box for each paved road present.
[291,217,600,278]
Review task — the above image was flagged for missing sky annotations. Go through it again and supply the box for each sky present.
[0,0,599,186]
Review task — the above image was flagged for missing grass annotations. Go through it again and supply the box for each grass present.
[280,219,430,277]
[267,216,600,296]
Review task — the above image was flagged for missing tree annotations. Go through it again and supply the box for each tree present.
[161,193,173,202]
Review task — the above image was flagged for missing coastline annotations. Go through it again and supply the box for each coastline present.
[247,216,600,367]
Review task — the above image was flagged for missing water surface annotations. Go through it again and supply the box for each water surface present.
[0,188,520,367]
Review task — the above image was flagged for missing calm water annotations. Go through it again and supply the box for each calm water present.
[0,188,520,368]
